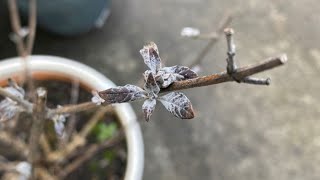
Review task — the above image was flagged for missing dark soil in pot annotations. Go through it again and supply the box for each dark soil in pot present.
[0,79,127,180]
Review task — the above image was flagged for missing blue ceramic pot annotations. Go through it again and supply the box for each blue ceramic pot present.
[17,0,111,36]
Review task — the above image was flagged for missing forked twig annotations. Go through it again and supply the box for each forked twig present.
[46,53,286,115]
[28,88,47,178]
[58,132,124,179]
[188,12,233,68]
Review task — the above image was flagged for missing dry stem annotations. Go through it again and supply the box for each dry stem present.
[162,54,287,92]
[26,0,37,54]
[49,53,287,115]
[28,88,47,178]
[57,132,124,179]
[189,12,233,68]
[7,0,26,57]
[63,79,80,143]
[0,132,28,159]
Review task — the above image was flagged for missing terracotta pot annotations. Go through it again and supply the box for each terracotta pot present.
[0,55,144,180]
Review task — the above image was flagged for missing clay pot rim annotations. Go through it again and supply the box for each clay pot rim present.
[0,55,144,180]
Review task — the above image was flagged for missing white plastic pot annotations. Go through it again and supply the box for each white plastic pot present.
[0,55,144,180]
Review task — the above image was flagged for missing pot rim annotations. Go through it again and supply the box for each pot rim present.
[0,55,144,180]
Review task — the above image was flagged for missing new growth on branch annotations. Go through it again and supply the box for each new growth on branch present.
[0,28,287,129]
[97,28,287,121]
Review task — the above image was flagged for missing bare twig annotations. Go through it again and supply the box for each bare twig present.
[242,77,271,85]
[79,106,113,137]
[224,28,272,85]
[7,0,37,96]
[224,28,237,74]
[63,79,80,143]
[0,161,16,172]
[57,132,124,179]
[161,54,287,92]
[40,134,52,156]
[29,87,47,178]
[47,135,85,163]
[7,0,26,57]
[0,132,28,159]
[47,107,113,163]
[188,13,233,68]
[35,167,57,180]
[49,102,98,115]
[26,0,37,55]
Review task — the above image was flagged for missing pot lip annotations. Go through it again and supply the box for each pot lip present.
[0,55,144,180]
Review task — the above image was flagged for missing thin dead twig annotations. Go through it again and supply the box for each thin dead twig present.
[47,135,85,163]
[188,12,233,68]
[40,134,52,156]
[49,102,98,115]
[62,79,80,145]
[28,87,47,178]
[26,0,37,54]
[35,167,57,180]
[58,132,124,179]
[47,107,113,163]
[79,106,113,137]
[7,0,26,57]
[0,132,28,159]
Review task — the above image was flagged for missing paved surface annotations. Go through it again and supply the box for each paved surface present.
[1,0,320,179]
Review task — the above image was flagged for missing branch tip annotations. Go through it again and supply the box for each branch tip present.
[280,54,288,64]
[224,28,234,36]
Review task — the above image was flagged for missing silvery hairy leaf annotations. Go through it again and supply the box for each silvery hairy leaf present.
[140,42,162,73]
[161,65,198,80]
[156,65,198,88]
[53,115,66,137]
[144,70,160,96]
[156,70,184,88]
[142,99,156,122]
[99,84,147,104]
[158,92,194,119]
[0,99,22,122]
[0,86,25,122]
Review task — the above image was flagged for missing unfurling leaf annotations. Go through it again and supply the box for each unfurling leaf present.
[140,42,162,73]
[142,99,156,122]
[161,65,198,80]
[159,92,194,119]
[0,86,25,122]
[52,113,68,137]
[99,84,147,104]
[144,70,160,95]
[53,118,65,137]
[156,71,184,88]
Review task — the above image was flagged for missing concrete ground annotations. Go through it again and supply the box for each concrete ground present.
[1,0,320,179]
